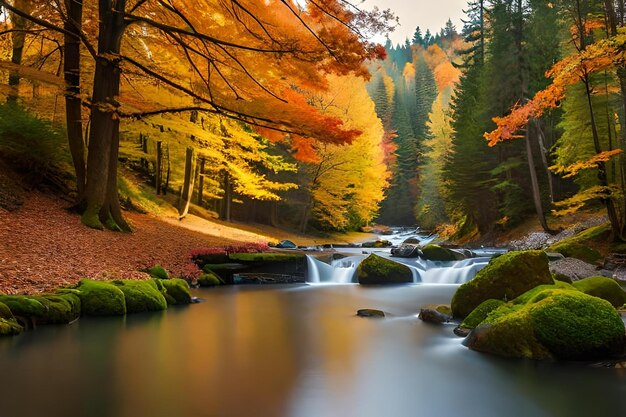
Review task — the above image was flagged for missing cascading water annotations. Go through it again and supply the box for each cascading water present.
[306,253,492,284]
[306,255,366,283]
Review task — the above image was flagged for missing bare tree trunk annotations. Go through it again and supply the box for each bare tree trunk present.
[220,170,232,222]
[197,157,205,206]
[81,0,129,231]
[525,123,553,233]
[178,147,196,219]
[164,143,171,195]
[533,119,555,204]
[155,140,162,194]
[7,0,30,102]
[64,0,86,203]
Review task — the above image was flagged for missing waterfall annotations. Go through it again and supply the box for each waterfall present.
[306,253,492,284]
[306,255,366,283]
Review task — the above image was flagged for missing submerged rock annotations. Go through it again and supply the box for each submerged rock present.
[357,309,385,318]
[451,250,553,318]
[356,254,413,285]
[418,308,452,324]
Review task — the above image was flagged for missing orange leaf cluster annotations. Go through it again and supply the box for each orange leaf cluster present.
[550,149,624,178]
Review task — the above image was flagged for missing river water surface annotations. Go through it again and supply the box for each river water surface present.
[1,284,625,417]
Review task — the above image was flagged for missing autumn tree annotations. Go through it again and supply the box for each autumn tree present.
[1,0,393,231]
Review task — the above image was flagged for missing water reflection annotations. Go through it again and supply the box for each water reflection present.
[0,285,625,417]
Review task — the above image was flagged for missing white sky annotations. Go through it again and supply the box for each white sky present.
[362,0,469,45]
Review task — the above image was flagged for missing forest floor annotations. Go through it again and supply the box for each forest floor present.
[0,190,375,295]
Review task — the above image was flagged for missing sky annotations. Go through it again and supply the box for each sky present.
[363,0,469,45]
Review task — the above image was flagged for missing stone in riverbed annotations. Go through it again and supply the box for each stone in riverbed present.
[356,254,413,285]
[111,279,168,314]
[451,250,553,318]
[418,308,452,324]
[572,276,626,308]
[357,309,385,318]
[420,244,466,261]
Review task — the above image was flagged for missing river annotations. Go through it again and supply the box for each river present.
[1,284,625,417]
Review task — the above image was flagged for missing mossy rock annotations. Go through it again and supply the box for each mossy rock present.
[198,271,224,287]
[0,317,23,336]
[511,280,576,305]
[146,264,170,280]
[34,293,81,324]
[0,301,14,319]
[547,224,609,263]
[77,279,127,316]
[0,295,47,318]
[459,299,505,331]
[111,280,167,314]
[531,291,625,360]
[356,254,413,285]
[572,276,626,308]
[552,273,573,284]
[228,252,304,263]
[547,241,602,264]
[451,250,553,318]
[160,278,192,305]
[466,289,625,360]
[421,244,465,261]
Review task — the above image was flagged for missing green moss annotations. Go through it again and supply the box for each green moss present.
[77,279,127,316]
[421,244,463,261]
[435,305,452,316]
[512,281,576,305]
[198,271,224,287]
[0,317,23,336]
[465,303,552,360]
[0,301,14,319]
[0,295,47,317]
[546,224,609,263]
[530,292,625,360]
[146,264,170,280]
[460,299,505,330]
[572,276,626,308]
[81,205,104,230]
[111,280,167,314]
[34,293,81,324]
[356,254,413,285]
[451,250,553,318]
[160,278,192,305]
[228,253,304,262]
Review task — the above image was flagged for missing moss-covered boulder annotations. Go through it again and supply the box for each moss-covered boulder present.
[459,299,505,331]
[546,224,609,264]
[465,289,625,360]
[0,295,47,318]
[76,279,127,316]
[34,293,81,324]
[356,254,413,285]
[421,244,465,262]
[572,276,626,308]
[451,250,553,318]
[146,264,170,280]
[111,280,167,314]
[0,301,22,336]
[197,271,224,287]
[160,278,192,305]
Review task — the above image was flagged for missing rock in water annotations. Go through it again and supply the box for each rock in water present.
[356,254,413,284]
[357,309,385,318]
[451,250,553,318]
[418,308,452,324]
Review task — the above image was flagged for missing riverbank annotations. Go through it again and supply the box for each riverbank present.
[0,191,375,294]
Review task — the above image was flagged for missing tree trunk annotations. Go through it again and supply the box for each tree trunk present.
[178,147,196,219]
[64,0,86,202]
[7,0,30,102]
[525,122,553,233]
[155,140,162,194]
[197,157,205,206]
[164,143,171,195]
[220,170,232,222]
[81,0,129,231]
[533,119,555,204]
